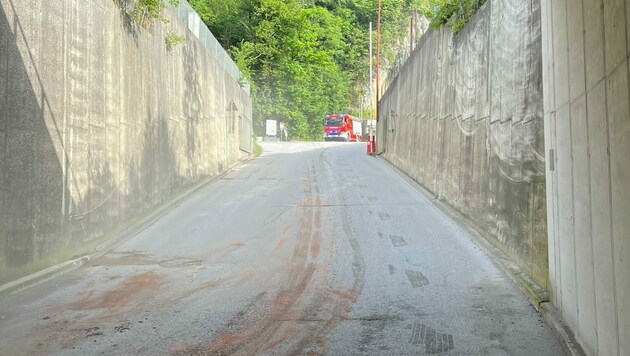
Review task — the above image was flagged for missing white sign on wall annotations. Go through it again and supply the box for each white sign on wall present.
[266,120,277,136]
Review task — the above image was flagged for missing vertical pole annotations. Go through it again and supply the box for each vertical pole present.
[410,16,413,54]
[369,22,373,134]
[376,0,381,123]
[360,101,363,121]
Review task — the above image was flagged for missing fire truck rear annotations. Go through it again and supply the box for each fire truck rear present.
[323,114,362,142]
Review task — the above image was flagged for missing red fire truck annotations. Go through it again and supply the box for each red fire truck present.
[323,114,363,142]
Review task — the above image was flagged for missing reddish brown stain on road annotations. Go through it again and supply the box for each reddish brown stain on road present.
[272,237,288,253]
[71,272,165,310]
[175,182,341,355]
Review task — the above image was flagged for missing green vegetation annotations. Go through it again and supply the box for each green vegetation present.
[253,141,264,157]
[165,30,187,52]
[189,0,484,140]
[430,0,487,33]
[113,0,187,52]
[114,0,180,28]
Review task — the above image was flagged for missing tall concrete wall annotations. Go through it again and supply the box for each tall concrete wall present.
[541,0,630,354]
[378,0,548,289]
[0,0,252,284]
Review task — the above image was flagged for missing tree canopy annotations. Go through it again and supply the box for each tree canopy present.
[188,0,483,140]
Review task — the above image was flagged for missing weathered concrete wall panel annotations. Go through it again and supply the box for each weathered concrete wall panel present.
[378,0,547,291]
[542,0,630,354]
[0,0,252,284]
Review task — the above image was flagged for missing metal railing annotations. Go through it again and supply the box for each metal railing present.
[171,0,251,94]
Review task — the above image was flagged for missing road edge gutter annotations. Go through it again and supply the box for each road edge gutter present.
[0,157,252,298]
[376,155,585,356]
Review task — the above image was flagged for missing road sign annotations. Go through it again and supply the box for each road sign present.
[266,120,277,136]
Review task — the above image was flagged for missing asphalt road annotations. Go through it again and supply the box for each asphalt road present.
[0,142,563,355]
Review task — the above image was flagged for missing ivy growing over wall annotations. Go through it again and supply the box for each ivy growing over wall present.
[113,0,187,52]
[114,0,180,28]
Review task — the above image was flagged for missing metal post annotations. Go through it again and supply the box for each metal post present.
[410,16,413,54]
[369,22,373,135]
[376,0,381,123]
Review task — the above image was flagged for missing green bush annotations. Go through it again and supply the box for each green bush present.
[429,0,487,33]
[165,30,187,51]
[114,0,180,28]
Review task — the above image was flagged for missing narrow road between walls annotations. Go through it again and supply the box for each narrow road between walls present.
[0,142,562,355]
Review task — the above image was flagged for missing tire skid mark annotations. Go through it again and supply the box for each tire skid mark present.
[310,231,322,260]
[272,237,288,253]
[180,158,325,356]
[409,322,454,354]
[388,264,397,275]
[331,289,359,304]
[377,212,391,220]
[405,270,430,288]
[208,241,247,263]
[390,235,407,247]
[284,149,366,355]
[282,223,294,234]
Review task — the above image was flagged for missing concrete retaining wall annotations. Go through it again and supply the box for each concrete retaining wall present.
[378,0,548,289]
[541,0,630,354]
[0,0,252,284]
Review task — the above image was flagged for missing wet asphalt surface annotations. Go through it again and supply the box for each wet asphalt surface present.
[0,142,563,355]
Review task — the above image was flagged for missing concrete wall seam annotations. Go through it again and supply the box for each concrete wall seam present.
[542,0,630,354]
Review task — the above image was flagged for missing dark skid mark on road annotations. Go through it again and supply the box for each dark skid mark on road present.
[176,160,328,355]
[377,212,391,220]
[84,327,103,337]
[361,195,378,202]
[173,148,368,355]
[264,207,291,226]
[114,321,132,333]
[291,149,368,354]
[405,270,429,288]
[358,317,389,353]
[388,264,397,275]
[390,235,407,247]
[409,322,454,354]
[158,258,205,268]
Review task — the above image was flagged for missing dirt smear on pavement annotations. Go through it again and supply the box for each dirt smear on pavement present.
[71,272,165,311]
[176,157,365,355]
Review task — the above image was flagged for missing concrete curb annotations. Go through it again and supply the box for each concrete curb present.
[0,157,251,299]
[540,303,587,356]
[377,155,582,356]
[0,256,90,297]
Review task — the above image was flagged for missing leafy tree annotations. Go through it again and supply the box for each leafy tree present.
[189,0,478,140]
